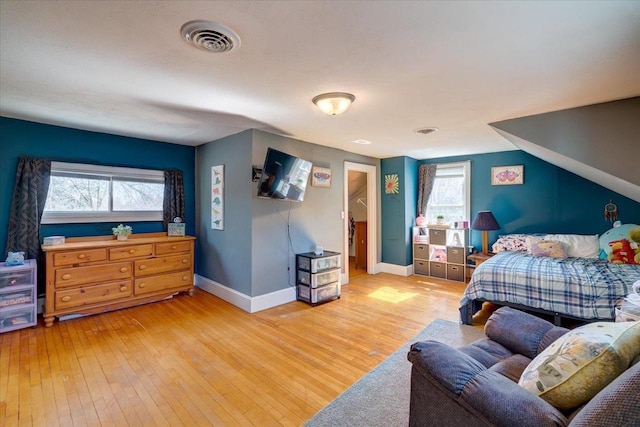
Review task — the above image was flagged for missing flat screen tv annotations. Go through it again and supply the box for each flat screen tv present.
[257,148,312,202]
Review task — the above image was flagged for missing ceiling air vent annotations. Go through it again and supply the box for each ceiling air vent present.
[414,127,439,135]
[180,20,241,53]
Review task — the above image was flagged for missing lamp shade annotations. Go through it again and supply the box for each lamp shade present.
[312,92,355,115]
[471,210,500,231]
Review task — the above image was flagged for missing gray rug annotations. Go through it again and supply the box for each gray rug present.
[304,319,486,427]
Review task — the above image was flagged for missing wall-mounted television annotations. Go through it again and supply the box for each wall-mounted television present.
[257,148,312,202]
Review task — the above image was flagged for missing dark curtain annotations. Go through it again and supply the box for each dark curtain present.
[417,164,437,216]
[5,157,51,294]
[163,170,185,230]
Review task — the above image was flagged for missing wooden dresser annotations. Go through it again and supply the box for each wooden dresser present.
[42,232,195,327]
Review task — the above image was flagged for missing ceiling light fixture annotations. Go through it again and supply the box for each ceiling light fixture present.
[352,139,372,145]
[312,92,355,116]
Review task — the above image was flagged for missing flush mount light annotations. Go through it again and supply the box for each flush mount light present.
[312,92,355,115]
[352,139,372,145]
[414,127,439,135]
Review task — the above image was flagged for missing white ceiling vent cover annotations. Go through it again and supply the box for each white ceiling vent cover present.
[414,127,439,135]
[180,20,241,53]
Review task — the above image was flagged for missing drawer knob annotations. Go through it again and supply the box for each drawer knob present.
[171,245,177,250]
[120,267,128,273]
[182,276,188,281]
[128,249,135,254]
[62,273,71,280]
[61,296,71,302]
[120,286,128,292]
[78,254,86,259]
[182,259,188,264]
[139,283,146,288]
[139,265,146,270]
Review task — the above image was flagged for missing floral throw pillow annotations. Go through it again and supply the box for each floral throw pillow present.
[491,234,531,253]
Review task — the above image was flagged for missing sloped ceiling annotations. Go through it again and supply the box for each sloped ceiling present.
[490,97,640,202]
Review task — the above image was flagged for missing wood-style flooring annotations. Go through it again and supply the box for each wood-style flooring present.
[1,270,487,427]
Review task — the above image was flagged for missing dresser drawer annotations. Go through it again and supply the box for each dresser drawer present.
[55,280,132,310]
[155,241,192,255]
[109,244,154,261]
[135,254,191,277]
[53,248,107,266]
[134,271,192,295]
[55,262,132,288]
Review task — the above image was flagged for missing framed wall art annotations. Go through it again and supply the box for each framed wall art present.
[385,173,399,194]
[491,165,524,185]
[211,165,224,230]
[311,166,332,187]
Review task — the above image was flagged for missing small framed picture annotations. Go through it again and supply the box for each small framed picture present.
[311,166,332,187]
[491,165,524,185]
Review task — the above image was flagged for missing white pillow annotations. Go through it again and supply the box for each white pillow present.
[543,234,599,258]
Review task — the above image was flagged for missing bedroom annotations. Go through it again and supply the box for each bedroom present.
[1,1,640,425]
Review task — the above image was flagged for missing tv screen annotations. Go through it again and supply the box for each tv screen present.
[257,148,312,202]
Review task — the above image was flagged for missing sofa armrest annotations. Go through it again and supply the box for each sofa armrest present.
[485,307,569,359]
[462,370,567,427]
[408,340,485,395]
[408,339,567,427]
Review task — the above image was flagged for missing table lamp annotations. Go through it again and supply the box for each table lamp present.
[471,211,500,255]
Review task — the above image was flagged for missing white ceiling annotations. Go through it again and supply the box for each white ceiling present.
[1,1,638,159]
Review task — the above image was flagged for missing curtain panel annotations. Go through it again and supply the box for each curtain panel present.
[163,170,185,229]
[5,157,51,294]
[417,164,437,216]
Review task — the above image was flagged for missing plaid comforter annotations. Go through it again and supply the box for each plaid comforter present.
[460,251,640,320]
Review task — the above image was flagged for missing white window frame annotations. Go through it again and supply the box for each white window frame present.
[425,161,471,222]
[42,161,164,224]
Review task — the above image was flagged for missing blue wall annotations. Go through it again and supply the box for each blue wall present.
[381,150,640,263]
[0,117,196,255]
[381,156,418,265]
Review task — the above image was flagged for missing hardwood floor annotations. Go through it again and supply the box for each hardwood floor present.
[1,272,479,427]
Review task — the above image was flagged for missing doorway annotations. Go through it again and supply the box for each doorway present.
[343,162,377,284]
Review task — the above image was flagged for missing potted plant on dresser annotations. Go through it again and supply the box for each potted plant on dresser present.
[112,224,133,241]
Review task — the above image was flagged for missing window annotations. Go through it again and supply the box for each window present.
[42,162,164,224]
[425,161,470,224]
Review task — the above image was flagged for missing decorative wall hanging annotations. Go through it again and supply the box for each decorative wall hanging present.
[604,200,618,223]
[311,166,332,187]
[385,173,400,194]
[491,165,524,185]
[211,165,224,230]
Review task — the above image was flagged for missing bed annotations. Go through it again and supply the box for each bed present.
[460,228,640,326]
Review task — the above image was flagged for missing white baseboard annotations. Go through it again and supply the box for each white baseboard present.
[378,262,413,276]
[194,274,296,313]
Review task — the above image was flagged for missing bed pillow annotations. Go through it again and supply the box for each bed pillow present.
[530,240,567,258]
[492,234,530,253]
[518,321,640,411]
[543,234,599,258]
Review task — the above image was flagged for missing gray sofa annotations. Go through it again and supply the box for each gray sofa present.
[407,306,640,427]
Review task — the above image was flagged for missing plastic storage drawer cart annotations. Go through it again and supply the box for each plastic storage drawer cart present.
[0,259,37,333]
[296,251,341,306]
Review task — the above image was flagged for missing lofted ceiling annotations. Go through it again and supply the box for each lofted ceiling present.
[1,1,639,159]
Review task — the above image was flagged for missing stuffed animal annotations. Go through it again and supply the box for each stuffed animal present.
[5,251,25,266]
[608,239,637,264]
[628,226,640,264]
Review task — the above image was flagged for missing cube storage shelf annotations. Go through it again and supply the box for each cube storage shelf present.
[0,259,37,333]
[296,251,341,306]
[413,226,470,282]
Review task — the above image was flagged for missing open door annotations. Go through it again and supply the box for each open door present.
[343,162,377,284]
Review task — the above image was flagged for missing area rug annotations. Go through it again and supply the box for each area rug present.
[304,319,485,427]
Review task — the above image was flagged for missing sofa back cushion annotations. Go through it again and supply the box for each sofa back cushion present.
[518,321,640,411]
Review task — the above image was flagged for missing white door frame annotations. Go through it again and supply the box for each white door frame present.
[343,161,377,284]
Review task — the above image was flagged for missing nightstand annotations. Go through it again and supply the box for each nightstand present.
[467,252,494,267]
